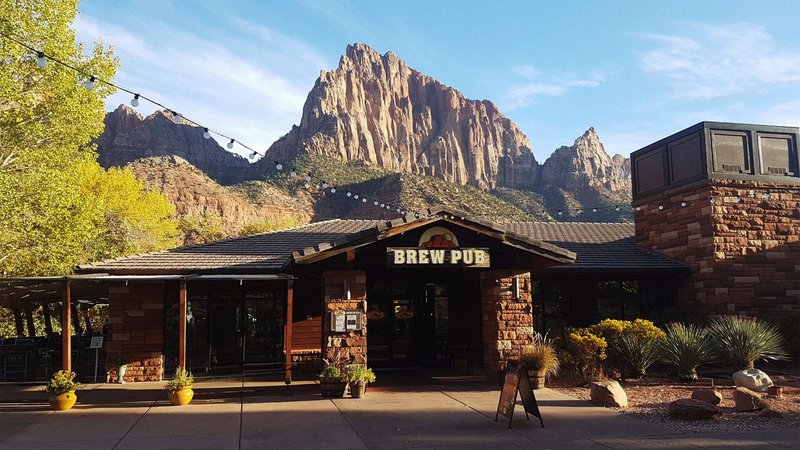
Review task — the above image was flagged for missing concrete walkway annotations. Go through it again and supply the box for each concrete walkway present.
[1,376,797,449]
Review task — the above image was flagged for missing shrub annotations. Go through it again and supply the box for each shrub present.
[659,322,716,381]
[165,367,193,390]
[774,312,800,363]
[562,328,607,385]
[588,318,665,377]
[613,334,661,378]
[44,370,82,395]
[319,366,345,381]
[708,315,788,370]
[520,332,560,379]
[345,364,376,384]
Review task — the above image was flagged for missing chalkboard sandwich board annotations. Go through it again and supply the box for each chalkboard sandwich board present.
[495,363,544,429]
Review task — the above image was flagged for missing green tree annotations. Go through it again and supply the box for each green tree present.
[239,215,303,236]
[78,159,180,261]
[178,213,224,245]
[0,0,118,276]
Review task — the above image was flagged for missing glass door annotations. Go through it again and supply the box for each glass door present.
[244,291,284,365]
[209,302,242,369]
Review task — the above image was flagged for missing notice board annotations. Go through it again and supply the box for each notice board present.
[495,364,544,429]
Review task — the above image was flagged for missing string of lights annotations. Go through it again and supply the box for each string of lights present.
[3,31,779,223]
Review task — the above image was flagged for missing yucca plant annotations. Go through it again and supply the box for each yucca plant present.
[659,323,716,381]
[613,334,660,379]
[707,315,788,370]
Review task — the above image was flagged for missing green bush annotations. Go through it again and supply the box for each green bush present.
[44,370,82,395]
[708,315,788,370]
[560,327,607,385]
[345,364,376,384]
[613,334,660,378]
[319,366,345,381]
[659,323,716,381]
[165,367,193,390]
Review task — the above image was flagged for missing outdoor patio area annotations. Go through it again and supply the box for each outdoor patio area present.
[1,373,797,449]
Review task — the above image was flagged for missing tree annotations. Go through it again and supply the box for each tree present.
[178,213,224,246]
[239,215,303,236]
[78,159,180,261]
[0,0,119,276]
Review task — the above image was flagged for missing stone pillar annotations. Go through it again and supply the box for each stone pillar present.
[322,270,367,365]
[106,282,165,382]
[480,271,534,380]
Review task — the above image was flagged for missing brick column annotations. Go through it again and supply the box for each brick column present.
[480,271,534,380]
[106,282,165,382]
[322,270,367,364]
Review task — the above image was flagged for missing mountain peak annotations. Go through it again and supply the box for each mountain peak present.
[264,44,538,190]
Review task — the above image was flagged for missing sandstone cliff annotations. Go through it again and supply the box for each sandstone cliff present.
[97,105,252,184]
[127,156,311,237]
[261,43,539,189]
[541,128,631,202]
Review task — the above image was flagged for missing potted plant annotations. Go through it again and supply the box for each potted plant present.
[520,332,560,389]
[319,348,349,398]
[345,364,376,398]
[44,370,82,410]
[106,353,134,384]
[165,367,194,406]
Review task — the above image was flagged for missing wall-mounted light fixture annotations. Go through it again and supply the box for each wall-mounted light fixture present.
[512,277,520,299]
[344,278,351,300]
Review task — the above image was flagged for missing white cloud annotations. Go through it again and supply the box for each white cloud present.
[505,65,605,108]
[73,13,328,157]
[640,23,800,100]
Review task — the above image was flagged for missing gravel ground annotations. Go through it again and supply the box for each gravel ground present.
[551,374,800,432]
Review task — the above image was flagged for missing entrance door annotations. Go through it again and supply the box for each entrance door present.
[209,302,242,368]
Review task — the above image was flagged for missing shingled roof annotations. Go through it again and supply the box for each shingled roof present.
[77,206,687,276]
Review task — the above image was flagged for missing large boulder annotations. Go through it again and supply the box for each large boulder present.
[734,387,769,412]
[590,380,628,408]
[691,389,723,405]
[669,399,723,420]
[732,369,773,392]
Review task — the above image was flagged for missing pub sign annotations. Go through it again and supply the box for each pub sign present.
[387,226,490,268]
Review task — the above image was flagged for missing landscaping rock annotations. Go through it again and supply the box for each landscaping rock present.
[759,407,783,418]
[669,399,723,420]
[732,369,773,392]
[691,389,722,405]
[733,387,769,412]
[590,380,628,408]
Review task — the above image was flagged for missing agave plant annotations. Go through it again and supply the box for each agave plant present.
[659,323,716,381]
[707,315,788,370]
[612,334,661,379]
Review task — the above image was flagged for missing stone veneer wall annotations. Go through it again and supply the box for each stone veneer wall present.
[480,271,534,378]
[635,179,800,316]
[106,282,164,382]
[322,270,367,364]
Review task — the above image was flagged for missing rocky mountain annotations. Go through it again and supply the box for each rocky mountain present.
[97,106,252,184]
[541,128,631,203]
[259,43,539,190]
[126,156,311,237]
[94,43,633,229]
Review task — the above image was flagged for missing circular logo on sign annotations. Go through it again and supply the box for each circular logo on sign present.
[418,227,459,249]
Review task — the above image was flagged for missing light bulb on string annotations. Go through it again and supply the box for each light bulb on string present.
[202,128,211,139]
[557,210,563,216]
[658,205,664,210]
[305,174,312,182]
[131,94,140,107]
[635,206,641,211]
[227,139,235,149]
[35,51,47,68]
[380,203,385,207]
[330,187,336,194]
[362,198,367,203]
[290,169,297,177]
[346,191,352,197]
[172,112,182,124]
[681,201,687,207]
[386,205,391,210]
[275,163,283,171]
[322,182,329,189]
[354,194,359,199]
[83,76,96,90]
[592,208,597,213]
[577,209,583,214]
[615,206,620,211]
[374,201,379,206]
[249,152,257,160]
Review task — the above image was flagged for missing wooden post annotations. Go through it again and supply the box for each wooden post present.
[11,307,24,336]
[24,306,36,336]
[62,280,71,372]
[42,302,53,335]
[178,280,187,370]
[284,279,294,385]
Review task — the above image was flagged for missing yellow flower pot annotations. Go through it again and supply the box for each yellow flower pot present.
[49,391,77,410]
[168,387,194,406]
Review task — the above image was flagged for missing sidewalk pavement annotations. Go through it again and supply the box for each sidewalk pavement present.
[1,376,798,449]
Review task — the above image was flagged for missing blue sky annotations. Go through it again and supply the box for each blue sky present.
[75,0,800,162]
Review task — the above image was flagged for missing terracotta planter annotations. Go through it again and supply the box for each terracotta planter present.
[527,370,546,390]
[168,387,194,406]
[320,379,347,398]
[350,380,367,398]
[49,390,77,410]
